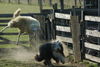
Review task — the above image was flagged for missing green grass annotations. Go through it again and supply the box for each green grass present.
[81,60,98,67]
[1,35,28,41]
[0,2,40,14]
[0,59,43,67]
[0,44,18,48]
[0,27,18,33]
[88,63,98,67]
[0,27,29,48]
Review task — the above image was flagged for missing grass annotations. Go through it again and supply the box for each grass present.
[0,44,19,48]
[1,35,28,41]
[0,59,43,67]
[80,60,98,67]
[0,2,40,14]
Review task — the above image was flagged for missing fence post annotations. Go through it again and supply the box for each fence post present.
[33,15,46,40]
[52,3,57,39]
[74,0,77,7]
[18,0,20,4]
[70,6,81,62]
[8,0,11,3]
[28,0,31,5]
[59,0,64,10]
[80,9,86,60]
[49,0,52,6]
[28,0,29,4]
[38,0,43,13]
[70,16,81,63]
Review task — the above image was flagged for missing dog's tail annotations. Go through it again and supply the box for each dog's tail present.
[13,8,21,18]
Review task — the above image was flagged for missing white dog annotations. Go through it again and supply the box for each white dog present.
[0,8,40,45]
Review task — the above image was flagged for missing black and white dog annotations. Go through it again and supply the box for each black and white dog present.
[35,41,65,67]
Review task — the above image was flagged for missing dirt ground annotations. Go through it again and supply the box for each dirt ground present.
[0,59,77,67]
[0,46,77,67]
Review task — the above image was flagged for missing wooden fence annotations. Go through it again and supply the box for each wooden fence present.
[84,15,100,63]
[54,12,82,62]
[53,11,100,63]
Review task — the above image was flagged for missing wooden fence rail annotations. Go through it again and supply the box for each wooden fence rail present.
[85,42,100,51]
[55,13,71,20]
[85,15,100,22]
[0,13,35,18]
[84,15,100,63]
[86,30,100,37]
[85,54,100,63]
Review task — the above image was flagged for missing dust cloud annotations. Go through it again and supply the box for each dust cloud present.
[9,46,36,62]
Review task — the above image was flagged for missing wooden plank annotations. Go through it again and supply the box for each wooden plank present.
[55,13,70,20]
[0,24,7,26]
[0,13,35,18]
[0,33,27,35]
[70,16,81,62]
[56,26,71,32]
[85,42,100,51]
[0,20,10,23]
[56,36,72,43]
[85,54,100,63]
[85,16,100,22]
[0,33,18,35]
[86,29,100,37]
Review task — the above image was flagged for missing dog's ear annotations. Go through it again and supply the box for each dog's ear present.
[13,8,21,18]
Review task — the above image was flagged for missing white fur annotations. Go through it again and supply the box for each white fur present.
[0,8,40,45]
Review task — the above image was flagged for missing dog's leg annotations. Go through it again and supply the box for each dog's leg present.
[0,26,9,32]
[44,60,54,67]
[16,31,22,45]
[28,32,37,47]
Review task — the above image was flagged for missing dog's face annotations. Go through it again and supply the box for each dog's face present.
[8,19,18,27]
[52,41,65,64]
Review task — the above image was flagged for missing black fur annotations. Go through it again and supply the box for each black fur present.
[35,42,65,66]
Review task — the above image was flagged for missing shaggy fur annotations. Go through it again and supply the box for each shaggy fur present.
[35,41,65,67]
[0,8,40,45]
[8,16,40,33]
